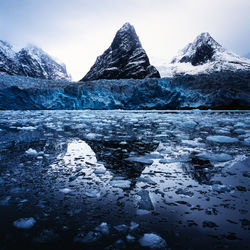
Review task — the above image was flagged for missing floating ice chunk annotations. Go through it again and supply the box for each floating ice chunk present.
[234,129,246,134]
[137,176,156,185]
[139,233,167,249]
[130,221,139,231]
[126,234,136,242]
[59,188,72,194]
[242,137,250,146]
[86,133,97,139]
[206,136,238,143]
[125,156,153,165]
[182,121,197,128]
[17,126,36,130]
[175,188,194,197]
[85,189,101,198]
[13,217,36,229]
[25,148,38,156]
[136,209,151,215]
[95,222,109,235]
[109,179,131,189]
[114,224,128,234]
[197,152,233,162]
[138,190,154,210]
[234,122,249,129]
[120,141,127,145]
[212,184,234,193]
[181,139,205,148]
[93,166,106,175]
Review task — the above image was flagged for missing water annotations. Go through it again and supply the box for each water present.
[0,110,249,249]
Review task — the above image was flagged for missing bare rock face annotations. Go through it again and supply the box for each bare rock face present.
[81,23,160,81]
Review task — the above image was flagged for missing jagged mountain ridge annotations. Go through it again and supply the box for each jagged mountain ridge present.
[0,41,71,81]
[156,32,250,77]
[81,22,160,81]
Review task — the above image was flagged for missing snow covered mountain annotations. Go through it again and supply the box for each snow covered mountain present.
[0,41,71,81]
[0,41,19,75]
[81,22,160,81]
[157,32,250,77]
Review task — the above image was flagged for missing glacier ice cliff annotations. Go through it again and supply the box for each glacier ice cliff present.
[0,71,249,110]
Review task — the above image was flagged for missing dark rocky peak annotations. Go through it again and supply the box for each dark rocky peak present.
[171,32,223,66]
[110,22,142,51]
[81,22,160,81]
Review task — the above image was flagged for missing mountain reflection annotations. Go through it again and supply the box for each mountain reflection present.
[86,139,159,179]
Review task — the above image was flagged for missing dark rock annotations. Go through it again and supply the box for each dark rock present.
[81,23,160,81]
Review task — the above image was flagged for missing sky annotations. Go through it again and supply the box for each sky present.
[0,0,249,80]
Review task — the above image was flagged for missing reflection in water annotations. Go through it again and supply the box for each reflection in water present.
[62,140,97,166]
[86,139,158,180]
[182,155,215,184]
[0,110,249,250]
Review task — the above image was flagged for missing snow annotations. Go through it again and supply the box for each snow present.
[154,33,250,77]
[13,217,36,229]
[139,233,167,249]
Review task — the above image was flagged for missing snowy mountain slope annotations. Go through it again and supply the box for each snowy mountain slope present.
[0,41,71,81]
[156,33,250,77]
[0,41,19,75]
[81,23,160,81]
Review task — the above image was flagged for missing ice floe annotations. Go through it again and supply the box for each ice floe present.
[13,217,36,229]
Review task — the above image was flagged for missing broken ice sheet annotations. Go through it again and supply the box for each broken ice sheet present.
[13,217,36,229]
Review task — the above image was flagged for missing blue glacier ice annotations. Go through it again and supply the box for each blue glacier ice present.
[0,71,249,110]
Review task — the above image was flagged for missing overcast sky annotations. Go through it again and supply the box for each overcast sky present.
[0,0,249,80]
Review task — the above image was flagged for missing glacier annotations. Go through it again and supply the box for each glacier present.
[0,71,249,110]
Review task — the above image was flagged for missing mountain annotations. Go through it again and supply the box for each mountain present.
[157,33,250,77]
[80,22,160,81]
[0,41,71,81]
[0,41,19,75]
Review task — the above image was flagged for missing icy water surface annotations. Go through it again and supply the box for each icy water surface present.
[0,110,249,250]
